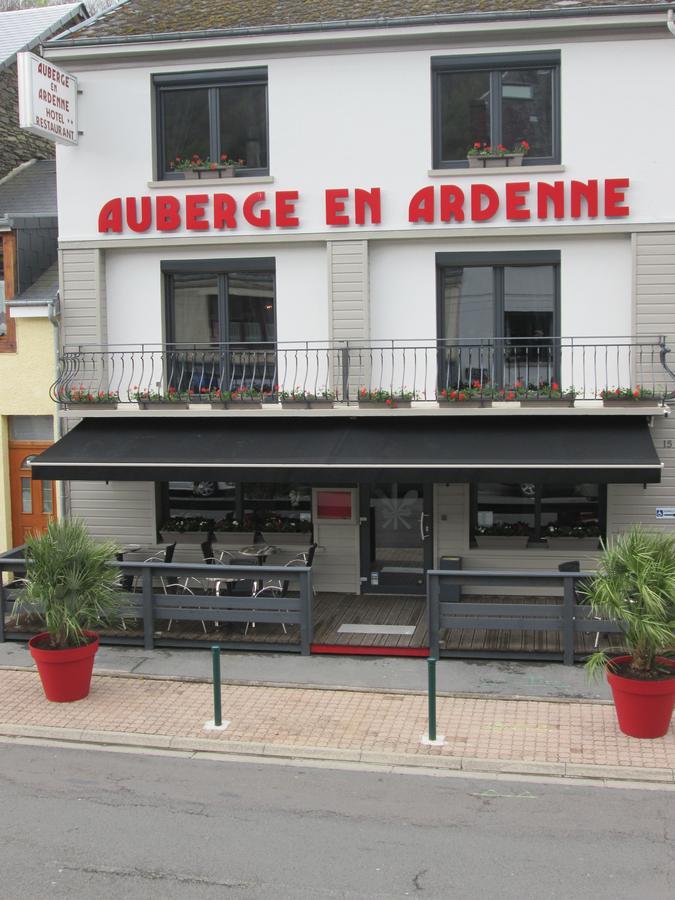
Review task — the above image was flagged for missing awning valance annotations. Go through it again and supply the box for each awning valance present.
[32,416,662,485]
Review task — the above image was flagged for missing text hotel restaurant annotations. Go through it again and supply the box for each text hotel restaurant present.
[23,0,675,651]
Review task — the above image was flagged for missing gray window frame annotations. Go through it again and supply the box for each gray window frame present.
[436,250,561,388]
[162,258,277,347]
[154,67,269,180]
[432,51,561,169]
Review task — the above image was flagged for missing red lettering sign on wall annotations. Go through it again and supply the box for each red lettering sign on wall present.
[97,180,630,234]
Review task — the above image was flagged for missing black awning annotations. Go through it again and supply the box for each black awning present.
[32,416,662,485]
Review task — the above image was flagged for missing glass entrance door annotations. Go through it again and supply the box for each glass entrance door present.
[361,483,432,594]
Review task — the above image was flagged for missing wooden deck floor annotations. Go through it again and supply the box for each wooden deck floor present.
[4,592,623,658]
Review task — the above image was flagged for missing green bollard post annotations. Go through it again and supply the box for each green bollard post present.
[427,656,437,742]
[212,645,222,728]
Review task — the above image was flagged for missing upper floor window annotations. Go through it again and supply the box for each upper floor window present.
[432,52,560,168]
[154,68,269,179]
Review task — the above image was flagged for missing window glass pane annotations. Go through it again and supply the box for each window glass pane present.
[9,416,53,441]
[504,266,555,383]
[438,70,490,161]
[475,483,534,539]
[218,83,268,169]
[441,267,494,389]
[41,482,53,514]
[21,477,32,514]
[162,88,210,170]
[243,483,312,535]
[171,274,219,344]
[542,484,601,542]
[228,273,275,345]
[500,68,553,157]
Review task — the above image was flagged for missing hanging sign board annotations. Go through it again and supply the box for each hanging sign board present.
[17,52,78,146]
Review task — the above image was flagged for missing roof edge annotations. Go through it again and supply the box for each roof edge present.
[46,4,675,50]
[0,2,88,69]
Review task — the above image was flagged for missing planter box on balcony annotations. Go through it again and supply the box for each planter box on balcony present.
[439,400,493,409]
[210,399,263,409]
[66,402,118,410]
[602,398,659,407]
[358,400,412,409]
[475,536,530,549]
[159,531,211,545]
[519,398,575,408]
[281,399,335,409]
[138,400,190,409]
[260,532,312,547]
[546,537,600,550]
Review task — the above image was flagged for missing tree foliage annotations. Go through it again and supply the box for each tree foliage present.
[582,526,675,679]
[18,519,122,648]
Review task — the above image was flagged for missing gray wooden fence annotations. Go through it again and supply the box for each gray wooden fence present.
[426,569,622,665]
[0,555,313,655]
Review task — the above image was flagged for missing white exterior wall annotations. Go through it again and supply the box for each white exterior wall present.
[104,243,329,348]
[48,19,675,588]
[55,36,675,242]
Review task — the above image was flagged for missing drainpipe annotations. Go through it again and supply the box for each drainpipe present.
[668,9,675,36]
[49,294,68,521]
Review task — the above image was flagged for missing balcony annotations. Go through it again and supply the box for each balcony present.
[52,337,674,413]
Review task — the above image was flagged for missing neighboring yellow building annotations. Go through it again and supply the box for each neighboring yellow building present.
[0,316,57,552]
[0,162,60,553]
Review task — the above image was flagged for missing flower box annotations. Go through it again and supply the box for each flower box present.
[211,399,263,409]
[260,532,312,547]
[467,153,524,168]
[66,402,118,410]
[475,536,530,549]
[180,166,235,180]
[139,400,190,409]
[281,399,335,409]
[358,400,412,409]
[159,531,211,545]
[546,537,600,550]
[602,398,658,407]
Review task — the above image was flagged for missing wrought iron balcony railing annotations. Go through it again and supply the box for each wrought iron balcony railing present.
[51,337,674,407]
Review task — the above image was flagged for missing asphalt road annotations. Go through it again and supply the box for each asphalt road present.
[0,743,671,899]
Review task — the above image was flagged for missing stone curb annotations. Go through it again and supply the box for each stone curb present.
[0,724,672,784]
[0,664,613,705]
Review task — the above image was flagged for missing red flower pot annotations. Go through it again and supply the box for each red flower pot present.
[606,655,675,739]
[28,632,99,702]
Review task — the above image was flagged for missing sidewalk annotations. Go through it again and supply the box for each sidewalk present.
[0,666,673,784]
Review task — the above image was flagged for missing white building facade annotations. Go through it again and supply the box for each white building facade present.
[34,2,675,639]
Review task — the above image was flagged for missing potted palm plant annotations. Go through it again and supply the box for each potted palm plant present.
[19,520,122,702]
[581,527,675,738]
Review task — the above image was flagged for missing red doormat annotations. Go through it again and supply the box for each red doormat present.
[311,644,429,657]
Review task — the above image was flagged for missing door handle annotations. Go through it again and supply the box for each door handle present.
[419,513,430,541]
